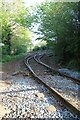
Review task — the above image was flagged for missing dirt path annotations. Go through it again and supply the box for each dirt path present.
[2,56,26,80]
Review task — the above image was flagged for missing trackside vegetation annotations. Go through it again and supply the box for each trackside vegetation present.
[30,2,80,70]
[1,0,80,71]
[1,0,33,62]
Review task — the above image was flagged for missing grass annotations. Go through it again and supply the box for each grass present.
[1,53,25,63]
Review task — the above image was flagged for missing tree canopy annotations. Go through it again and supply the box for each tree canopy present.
[1,0,80,70]
[1,0,33,56]
[31,1,80,70]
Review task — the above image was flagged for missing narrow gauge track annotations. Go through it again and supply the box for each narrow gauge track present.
[25,54,80,117]
[34,55,80,108]
[37,54,80,85]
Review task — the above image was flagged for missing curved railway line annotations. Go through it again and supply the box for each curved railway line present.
[25,54,80,117]
[36,54,80,84]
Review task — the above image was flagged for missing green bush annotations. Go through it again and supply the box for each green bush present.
[67,59,80,71]
[33,46,40,51]
[2,53,24,63]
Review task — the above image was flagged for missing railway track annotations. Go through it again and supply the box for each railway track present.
[25,54,80,117]
[37,54,80,84]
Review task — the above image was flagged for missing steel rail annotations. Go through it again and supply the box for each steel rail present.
[24,55,80,117]
[36,54,80,84]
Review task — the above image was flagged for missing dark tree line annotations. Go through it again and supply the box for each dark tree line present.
[31,2,80,70]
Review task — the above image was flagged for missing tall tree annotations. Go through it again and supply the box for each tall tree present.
[31,1,80,69]
[1,0,33,55]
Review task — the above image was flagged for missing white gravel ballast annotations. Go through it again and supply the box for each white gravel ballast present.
[0,75,79,119]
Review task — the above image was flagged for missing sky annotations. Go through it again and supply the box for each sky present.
[24,0,45,7]
[24,0,79,5]
[23,0,47,46]
[4,0,46,7]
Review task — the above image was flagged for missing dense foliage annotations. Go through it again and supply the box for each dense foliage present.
[1,0,33,61]
[1,0,80,70]
[31,2,80,70]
